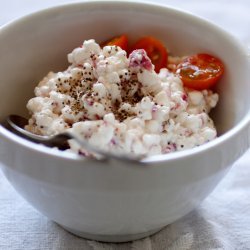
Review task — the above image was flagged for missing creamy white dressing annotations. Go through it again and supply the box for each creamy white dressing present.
[26,39,219,157]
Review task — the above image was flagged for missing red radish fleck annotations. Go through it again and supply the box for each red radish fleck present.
[129,49,153,71]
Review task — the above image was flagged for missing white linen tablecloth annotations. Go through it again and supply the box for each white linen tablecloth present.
[0,0,250,249]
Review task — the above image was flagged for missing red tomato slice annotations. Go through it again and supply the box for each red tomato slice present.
[101,34,128,51]
[130,36,168,73]
[176,53,224,90]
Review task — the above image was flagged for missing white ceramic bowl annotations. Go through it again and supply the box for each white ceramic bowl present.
[0,1,249,243]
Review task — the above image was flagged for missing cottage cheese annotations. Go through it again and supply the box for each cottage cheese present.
[25,39,219,157]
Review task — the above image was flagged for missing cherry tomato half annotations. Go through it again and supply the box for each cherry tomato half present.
[176,53,224,90]
[101,34,128,51]
[130,36,168,73]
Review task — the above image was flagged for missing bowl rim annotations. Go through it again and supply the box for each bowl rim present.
[0,0,249,165]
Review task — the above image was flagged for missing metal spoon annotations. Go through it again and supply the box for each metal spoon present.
[6,114,143,162]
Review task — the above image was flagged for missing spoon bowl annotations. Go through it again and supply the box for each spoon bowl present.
[6,114,143,162]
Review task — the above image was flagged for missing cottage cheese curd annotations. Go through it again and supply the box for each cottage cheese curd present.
[25,39,219,157]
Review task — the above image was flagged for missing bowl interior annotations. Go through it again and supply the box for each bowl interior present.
[0,1,249,137]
